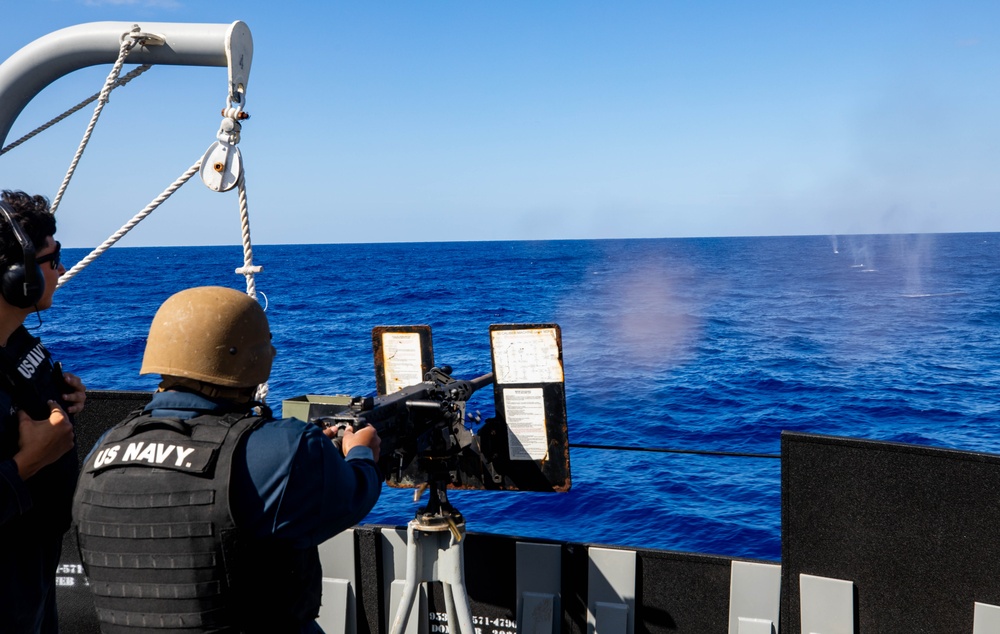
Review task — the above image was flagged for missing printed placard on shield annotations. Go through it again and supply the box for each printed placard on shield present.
[372,326,434,396]
[489,323,571,492]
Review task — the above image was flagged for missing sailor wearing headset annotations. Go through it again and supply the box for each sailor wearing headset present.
[0,190,87,634]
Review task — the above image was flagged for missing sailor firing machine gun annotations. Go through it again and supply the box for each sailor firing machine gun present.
[284,323,571,634]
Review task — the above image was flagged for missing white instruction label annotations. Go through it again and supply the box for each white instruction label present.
[491,328,563,385]
[382,332,424,393]
[503,388,548,461]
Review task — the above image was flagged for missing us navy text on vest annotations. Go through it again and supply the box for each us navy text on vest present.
[92,442,200,470]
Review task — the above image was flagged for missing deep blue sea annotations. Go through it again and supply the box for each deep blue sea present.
[42,233,1000,562]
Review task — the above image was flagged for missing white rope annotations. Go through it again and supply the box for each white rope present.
[22,27,270,405]
[0,65,152,158]
[255,381,270,408]
[50,31,143,214]
[56,159,203,289]
[235,174,260,299]
[233,173,270,405]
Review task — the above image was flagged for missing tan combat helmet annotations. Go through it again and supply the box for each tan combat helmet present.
[140,286,275,388]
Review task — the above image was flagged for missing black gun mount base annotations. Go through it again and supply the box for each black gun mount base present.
[413,481,466,540]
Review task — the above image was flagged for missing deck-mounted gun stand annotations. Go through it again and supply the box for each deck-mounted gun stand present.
[390,379,481,634]
[390,481,474,634]
[312,363,491,634]
[292,324,573,634]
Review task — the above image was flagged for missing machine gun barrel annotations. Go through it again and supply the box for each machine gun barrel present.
[440,371,494,402]
[467,372,494,392]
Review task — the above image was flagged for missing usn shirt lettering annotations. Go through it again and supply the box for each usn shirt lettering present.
[17,342,47,379]
[93,442,198,469]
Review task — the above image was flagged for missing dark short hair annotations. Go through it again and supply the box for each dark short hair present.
[0,190,56,270]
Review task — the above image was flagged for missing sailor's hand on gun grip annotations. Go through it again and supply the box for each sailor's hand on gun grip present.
[342,425,381,463]
[13,401,74,480]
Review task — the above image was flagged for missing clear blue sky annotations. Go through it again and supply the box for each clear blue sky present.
[0,1,997,247]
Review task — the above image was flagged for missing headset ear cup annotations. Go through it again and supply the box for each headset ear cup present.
[1,262,44,308]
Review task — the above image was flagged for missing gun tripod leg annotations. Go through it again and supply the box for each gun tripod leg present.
[390,520,475,634]
[442,538,475,634]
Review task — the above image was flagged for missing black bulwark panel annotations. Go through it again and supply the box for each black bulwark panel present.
[781,431,1000,634]
[634,550,737,634]
[561,545,738,634]
[59,390,154,634]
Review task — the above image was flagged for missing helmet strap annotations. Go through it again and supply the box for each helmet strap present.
[158,375,259,404]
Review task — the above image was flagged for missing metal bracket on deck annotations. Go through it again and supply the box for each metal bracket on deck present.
[587,547,635,634]
[317,529,357,634]
[799,573,854,634]
[728,561,781,634]
[973,602,1000,633]
[516,542,561,634]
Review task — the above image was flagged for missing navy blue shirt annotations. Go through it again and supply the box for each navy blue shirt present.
[0,455,31,524]
[0,326,79,634]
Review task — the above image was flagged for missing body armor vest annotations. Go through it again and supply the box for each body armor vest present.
[72,411,322,633]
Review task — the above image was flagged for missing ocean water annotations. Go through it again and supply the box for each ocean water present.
[43,233,1000,561]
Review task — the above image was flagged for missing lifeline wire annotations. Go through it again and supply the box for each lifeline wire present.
[570,443,780,459]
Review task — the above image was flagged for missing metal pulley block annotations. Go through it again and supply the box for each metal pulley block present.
[198,21,252,194]
[200,117,243,192]
[200,140,242,192]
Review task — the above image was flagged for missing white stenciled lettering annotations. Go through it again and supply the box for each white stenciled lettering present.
[154,444,175,464]
[122,442,144,461]
[174,446,196,467]
[94,442,199,469]
[135,444,157,463]
[93,445,120,468]
[16,344,47,379]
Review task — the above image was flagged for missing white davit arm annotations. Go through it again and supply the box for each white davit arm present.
[0,21,252,146]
